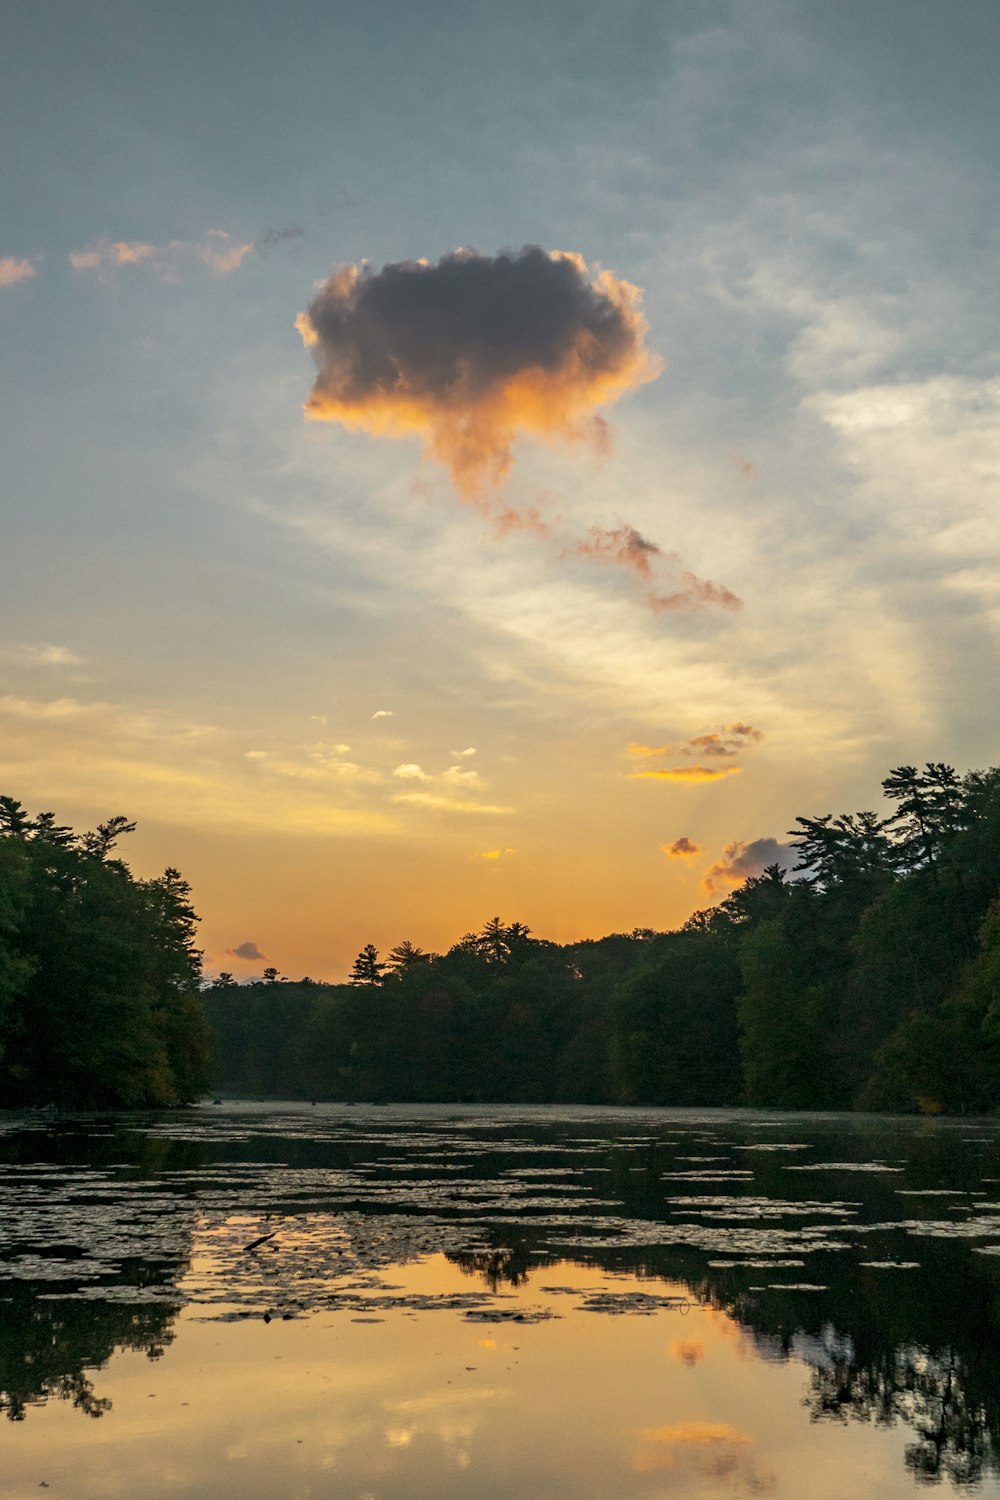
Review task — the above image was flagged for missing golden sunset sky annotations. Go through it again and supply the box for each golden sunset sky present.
[2,1,998,978]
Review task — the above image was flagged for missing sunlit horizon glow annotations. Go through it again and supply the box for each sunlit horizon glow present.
[2,1,997,980]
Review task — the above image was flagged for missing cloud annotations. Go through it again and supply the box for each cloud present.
[228,941,266,962]
[255,751,383,785]
[479,847,516,860]
[0,256,38,287]
[648,575,742,613]
[629,723,762,776]
[665,836,699,857]
[394,762,483,790]
[451,747,477,759]
[559,521,740,616]
[493,506,553,537]
[689,724,763,759]
[572,523,660,577]
[1,643,81,667]
[69,230,255,281]
[391,791,512,814]
[702,836,798,896]
[297,245,660,496]
[633,764,742,783]
[393,762,430,781]
[0,694,105,720]
[371,709,395,719]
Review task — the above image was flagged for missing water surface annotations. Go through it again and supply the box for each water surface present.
[3,1103,1000,1497]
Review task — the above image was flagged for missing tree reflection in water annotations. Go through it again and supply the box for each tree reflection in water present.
[447,1241,533,1290]
[0,1277,179,1421]
[808,1348,995,1486]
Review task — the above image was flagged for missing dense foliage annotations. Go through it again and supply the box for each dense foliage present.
[204,762,1000,1113]
[0,798,208,1108]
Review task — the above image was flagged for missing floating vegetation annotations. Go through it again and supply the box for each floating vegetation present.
[784,1162,904,1173]
[577,1291,689,1315]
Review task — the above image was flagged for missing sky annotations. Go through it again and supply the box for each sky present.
[2,0,999,980]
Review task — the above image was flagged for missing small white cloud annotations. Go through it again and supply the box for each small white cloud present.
[244,750,268,759]
[371,709,396,719]
[451,747,477,759]
[392,762,430,781]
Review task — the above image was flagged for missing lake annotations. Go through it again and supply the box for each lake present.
[3,1103,1000,1497]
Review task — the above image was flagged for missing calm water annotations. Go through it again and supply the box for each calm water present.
[4,1103,1000,1498]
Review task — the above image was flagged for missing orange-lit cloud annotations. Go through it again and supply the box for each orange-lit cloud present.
[0,256,38,287]
[702,836,796,896]
[633,764,742,783]
[665,836,700,857]
[492,505,554,537]
[297,245,661,496]
[629,723,763,777]
[669,1337,705,1364]
[561,527,740,616]
[649,574,742,612]
[572,523,660,577]
[69,230,256,280]
[690,724,763,759]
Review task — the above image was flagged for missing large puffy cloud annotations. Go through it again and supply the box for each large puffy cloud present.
[702,836,798,896]
[297,246,660,495]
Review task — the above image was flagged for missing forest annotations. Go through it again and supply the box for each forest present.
[205,761,1000,1113]
[0,797,208,1108]
[1,762,998,1113]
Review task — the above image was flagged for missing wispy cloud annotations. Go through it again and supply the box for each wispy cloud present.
[371,708,395,720]
[297,245,660,496]
[633,764,741,783]
[391,790,513,815]
[69,230,256,281]
[571,523,660,577]
[0,256,38,287]
[0,643,82,667]
[628,722,763,783]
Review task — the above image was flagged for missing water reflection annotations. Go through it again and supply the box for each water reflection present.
[1,1104,999,1492]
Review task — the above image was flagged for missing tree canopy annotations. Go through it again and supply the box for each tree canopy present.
[0,797,208,1108]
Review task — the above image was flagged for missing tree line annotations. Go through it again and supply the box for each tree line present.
[204,761,1000,1113]
[0,797,208,1108]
